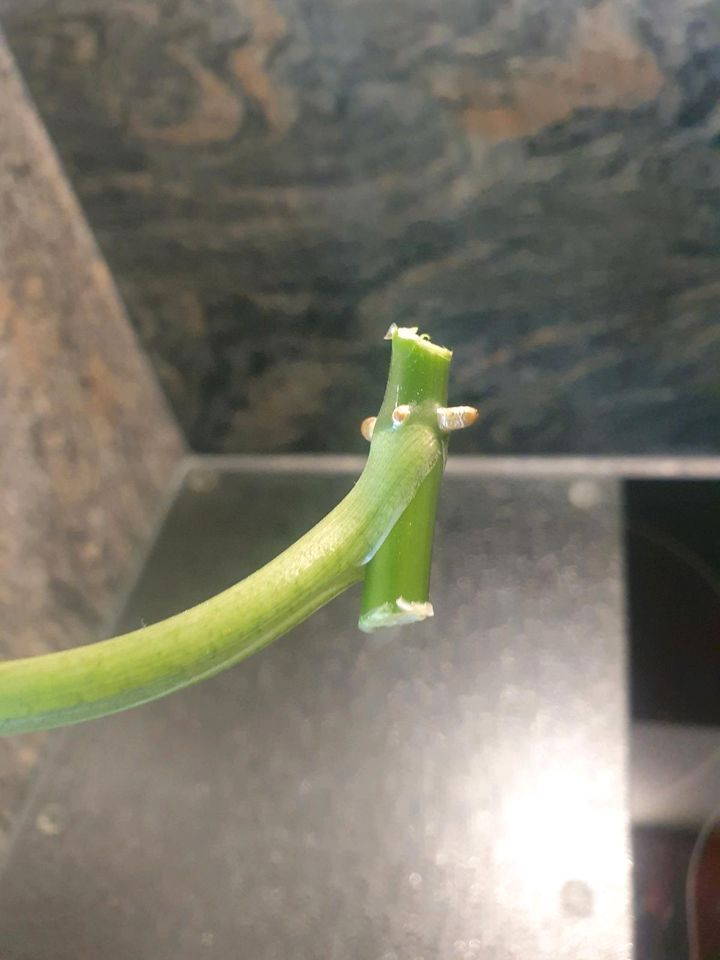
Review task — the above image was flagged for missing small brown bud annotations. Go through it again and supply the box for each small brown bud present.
[360,416,377,441]
[392,404,412,425]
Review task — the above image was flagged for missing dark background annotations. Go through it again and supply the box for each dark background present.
[2,0,720,455]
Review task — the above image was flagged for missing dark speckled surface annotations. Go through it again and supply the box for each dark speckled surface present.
[2,0,720,453]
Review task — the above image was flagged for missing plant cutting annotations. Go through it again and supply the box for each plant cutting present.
[0,326,477,735]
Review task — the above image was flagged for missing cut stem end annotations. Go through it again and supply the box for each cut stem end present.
[358,598,435,633]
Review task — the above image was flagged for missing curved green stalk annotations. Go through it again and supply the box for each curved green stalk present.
[0,329,456,736]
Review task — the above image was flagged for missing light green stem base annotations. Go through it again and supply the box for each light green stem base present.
[0,330,454,735]
[359,326,451,630]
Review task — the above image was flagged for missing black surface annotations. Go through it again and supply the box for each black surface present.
[627,480,720,726]
[632,827,693,960]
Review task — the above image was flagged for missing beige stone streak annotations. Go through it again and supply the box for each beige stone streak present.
[230,0,295,135]
[0,31,183,849]
[131,44,243,145]
[430,0,664,143]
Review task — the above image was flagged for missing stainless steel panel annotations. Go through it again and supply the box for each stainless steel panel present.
[0,466,631,959]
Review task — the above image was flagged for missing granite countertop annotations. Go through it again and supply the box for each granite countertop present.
[2,0,720,455]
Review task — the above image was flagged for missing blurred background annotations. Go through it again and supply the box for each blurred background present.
[3,2,720,959]
[3,0,720,456]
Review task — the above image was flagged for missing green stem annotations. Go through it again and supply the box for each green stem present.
[359,326,451,630]
[0,329,453,735]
